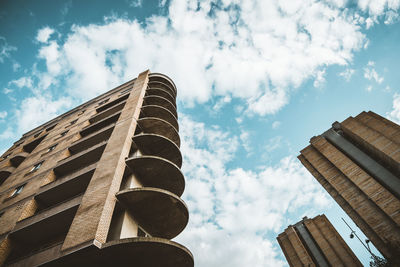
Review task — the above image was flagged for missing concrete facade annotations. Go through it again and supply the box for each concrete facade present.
[0,71,193,266]
[298,111,400,262]
[277,214,362,267]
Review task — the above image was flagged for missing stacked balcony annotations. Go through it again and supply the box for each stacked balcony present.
[109,74,193,266]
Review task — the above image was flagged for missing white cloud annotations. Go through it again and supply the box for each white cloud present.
[388,93,400,123]
[339,68,355,81]
[357,0,400,27]
[176,115,332,267]
[0,127,14,140]
[15,95,72,133]
[363,61,384,83]
[12,62,21,72]
[0,36,17,63]
[3,88,12,94]
[25,0,366,115]
[0,111,7,119]
[313,68,326,88]
[272,121,281,129]
[128,0,142,7]
[9,77,33,88]
[213,95,231,112]
[36,27,55,43]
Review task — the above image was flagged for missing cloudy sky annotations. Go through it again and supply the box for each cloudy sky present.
[1,0,400,265]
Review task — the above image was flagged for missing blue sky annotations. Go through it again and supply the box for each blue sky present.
[1,0,400,266]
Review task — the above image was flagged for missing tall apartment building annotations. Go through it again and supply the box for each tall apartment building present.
[0,70,193,266]
[277,214,362,266]
[298,111,400,262]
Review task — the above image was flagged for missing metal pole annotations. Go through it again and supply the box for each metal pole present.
[341,217,377,260]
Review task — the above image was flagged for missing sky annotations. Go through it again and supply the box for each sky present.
[1,0,400,266]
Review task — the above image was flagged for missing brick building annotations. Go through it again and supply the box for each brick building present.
[0,71,193,266]
[298,111,400,262]
[277,214,362,266]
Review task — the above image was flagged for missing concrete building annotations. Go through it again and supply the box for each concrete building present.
[0,70,193,266]
[277,214,362,266]
[298,111,400,262]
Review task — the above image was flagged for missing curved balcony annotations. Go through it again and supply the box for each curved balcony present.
[132,133,182,167]
[10,152,29,167]
[125,155,184,196]
[137,118,180,147]
[0,166,15,185]
[144,96,177,118]
[32,237,193,267]
[141,105,178,132]
[116,187,188,239]
[149,73,177,96]
[146,88,176,107]
[148,81,176,98]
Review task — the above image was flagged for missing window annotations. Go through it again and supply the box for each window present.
[78,110,86,116]
[46,124,57,131]
[30,161,43,172]
[98,98,109,106]
[60,130,69,137]
[10,184,25,198]
[3,154,11,159]
[33,131,43,138]
[0,211,4,218]
[120,88,132,95]
[70,119,78,125]
[47,144,57,152]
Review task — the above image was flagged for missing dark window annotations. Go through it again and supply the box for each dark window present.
[10,184,25,197]
[120,88,132,95]
[98,98,109,105]
[70,119,78,125]
[60,130,69,137]
[3,154,11,159]
[30,161,43,172]
[78,110,86,116]
[47,144,57,152]
[0,211,4,218]
[33,131,43,138]
[46,124,57,131]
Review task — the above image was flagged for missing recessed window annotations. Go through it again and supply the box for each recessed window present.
[120,88,132,95]
[46,124,57,131]
[10,184,25,198]
[78,110,86,116]
[33,131,43,138]
[98,98,109,106]
[60,130,69,137]
[30,161,43,172]
[3,154,11,159]
[47,144,57,152]
[0,211,4,218]
[70,119,78,125]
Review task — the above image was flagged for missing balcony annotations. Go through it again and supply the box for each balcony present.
[132,133,182,167]
[8,195,82,263]
[149,73,177,96]
[125,155,184,196]
[146,88,176,107]
[20,237,193,267]
[96,94,129,113]
[116,187,188,239]
[36,163,96,208]
[143,96,177,118]
[10,151,29,167]
[140,105,179,132]
[80,112,120,137]
[148,81,176,98]
[53,141,106,177]
[137,117,180,147]
[0,166,15,185]
[69,124,114,154]
[23,135,47,153]
[90,100,126,124]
